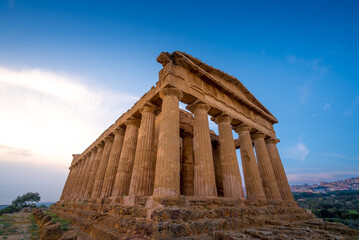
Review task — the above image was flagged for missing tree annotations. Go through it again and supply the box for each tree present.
[11,192,41,208]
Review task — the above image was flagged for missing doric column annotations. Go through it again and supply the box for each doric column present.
[60,166,74,200]
[181,132,194,196]
[215,115,245,198]
[129,104,156,196]
[212,142,224,197]
[234,124,266,202]
[153,88,183,196]
[87,143,104,198]
[67,163,78,199]
[265,138,294,201]
[252,132,282,201]
[78,152,91,198]
[91,135,114,199]
[83,147,99,199]
[100,127,125,198]
[73,157,87,199]
[112,118,140,197]
[80,152,94,198]
[66,158,79,200]
[187,102,217,197]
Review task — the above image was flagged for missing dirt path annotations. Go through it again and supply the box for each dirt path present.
[0,211,38,240]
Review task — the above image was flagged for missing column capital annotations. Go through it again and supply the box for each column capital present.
[265,137,280,144]
[72,154,81,161]
[212,114,232,124]
[97,141,105,148]
[140,102,157,114]
[233,123,251,133]
[85,152,91,157]
[104,135,114,143]
[251,132,266,140]
[159,87,183,100]
[90,147,98,154]
[187,101,211,113]
[113,127,125,135]
[125,118,141,127]
[78,156,85,163]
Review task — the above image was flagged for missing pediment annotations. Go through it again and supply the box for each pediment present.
[157,51,278,124]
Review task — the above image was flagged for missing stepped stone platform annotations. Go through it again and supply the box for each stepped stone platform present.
[50,196,357,239]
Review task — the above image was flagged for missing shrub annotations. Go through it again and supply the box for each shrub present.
[0,205,21,215]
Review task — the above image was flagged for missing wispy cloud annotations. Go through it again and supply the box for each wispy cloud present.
[0,66,139,202]
[287,171,359,185]
[0,66,138,166]
[283,142,309,161]
[323,102,331,110]
[283,135,309,161]
[298,81,312,103]
[286,54,328,104]
[0,145,32,157]
[325,153,359,161]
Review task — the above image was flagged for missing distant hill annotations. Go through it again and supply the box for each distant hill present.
[291,176,359,193]
[36,202,55,207]
[0,205,9,210]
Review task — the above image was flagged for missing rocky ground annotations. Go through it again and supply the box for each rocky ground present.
[0,211,38,240]
[0,209,94,240]
[2,200,358,239]
[50,196,359,239]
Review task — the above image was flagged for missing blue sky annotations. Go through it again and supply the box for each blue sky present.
[0,0,358,203]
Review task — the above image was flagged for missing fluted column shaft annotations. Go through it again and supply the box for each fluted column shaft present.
[153,88,183,196]
[91,136,114,199]
[112,119,140,197]
[181,133,194,196]
[235,125,266,202]
[188,102,217,197]
[100,128,125,198]
[266,138,294,201]
[212,142,224,196]
[78,153,91,198]
[129,105,156,196]
[253,133,282,201]
[81,150,96,199]
[84,146,103,199]
[60,167,74,200]
[216,115,244,198]
[67,163,80,199]
[86,143,104,198]
[73,157,86,199]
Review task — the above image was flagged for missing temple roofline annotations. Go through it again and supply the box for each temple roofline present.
[157,51,278,124]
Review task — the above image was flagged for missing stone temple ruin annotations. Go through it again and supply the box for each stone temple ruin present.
[52,52,357,239]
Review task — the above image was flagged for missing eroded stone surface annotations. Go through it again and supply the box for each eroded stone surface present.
[50,197,357,239]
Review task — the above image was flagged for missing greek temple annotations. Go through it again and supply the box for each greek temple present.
[60,51,293,204]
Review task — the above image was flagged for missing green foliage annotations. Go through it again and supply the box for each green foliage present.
[38,205,48,209]
[28,214,39,238]
[44,211,70,231]
[11,192,41,208]
[294,190,359,229]
[0,205,21,215]
[0,214,17,236]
